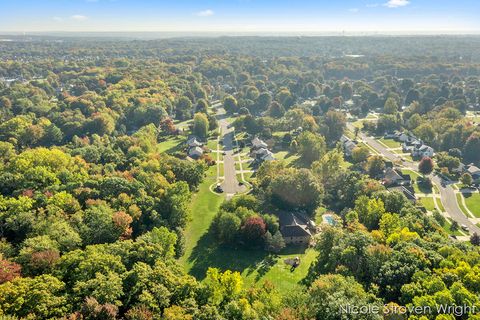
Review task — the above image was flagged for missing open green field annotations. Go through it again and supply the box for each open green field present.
[179,166,224,271]
[464,193,480,218]
[379,138,401,149]
[157,136,186,153]
[241,247,318,294]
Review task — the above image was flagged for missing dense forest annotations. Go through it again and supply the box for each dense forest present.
[1,35,480,319]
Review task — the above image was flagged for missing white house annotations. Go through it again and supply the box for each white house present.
[251,137,268,150]
[188,146,204,159]
[412,144,434,158]
[186,137,203,148]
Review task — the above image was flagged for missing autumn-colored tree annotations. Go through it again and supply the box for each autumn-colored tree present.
[418,157,434,176]
[0,258,22,284]
[241,216,267,245]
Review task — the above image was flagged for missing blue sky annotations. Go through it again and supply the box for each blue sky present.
[0,0,478,33]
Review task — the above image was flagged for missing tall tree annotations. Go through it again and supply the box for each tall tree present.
[193,112,209,139]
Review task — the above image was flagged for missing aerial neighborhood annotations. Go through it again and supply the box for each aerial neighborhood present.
[2,29,480,320]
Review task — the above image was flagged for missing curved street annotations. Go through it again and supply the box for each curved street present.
[348,122,479,236]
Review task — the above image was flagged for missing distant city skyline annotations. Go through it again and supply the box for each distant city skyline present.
[1,0,479,34]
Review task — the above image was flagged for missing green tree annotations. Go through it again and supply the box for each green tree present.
[176,96,193,120]
[265,231,286,253]
[297,132,327,165]
[193,112,209,140]
[223,95,238,114]
[0,274,69,319]
[366,155,385,177]
[307,274,382,320]
[352,146,370,163]
[461,173,473,187]
[354,196,386,230]
[215,211,241,243]
[323,110,346,143]
[384,97,398,115]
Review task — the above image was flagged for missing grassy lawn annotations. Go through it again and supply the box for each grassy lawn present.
[157,136,186,153]
[206,139,218,150]
[379,138,401,149]
[272,131,290,138]
[179,166,224,271]
[464,193,480,218]
[442,220,463,236]
[275,150,300,166]
[351,120,365,129]
[174,119,192,130]
[419,197,436,211]
[344,130,355,139]
[219,162,224,177]
[456,193,472,217]
[401,169,421,179]
[241,247,318,294]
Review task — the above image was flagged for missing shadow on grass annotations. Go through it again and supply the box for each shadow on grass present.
[188,229,268,280]
[462,190,473,198]
[417,177,433,194]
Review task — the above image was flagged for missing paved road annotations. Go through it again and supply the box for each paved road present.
[347,122,478,235]
[217,108,246,198]
[433,176,480,234]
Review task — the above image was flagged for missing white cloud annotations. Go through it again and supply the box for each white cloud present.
[71,15,89,21]
[52,16,64,22]
[196,9,214,17]
[349,8,360,13]
[384,0,410,8]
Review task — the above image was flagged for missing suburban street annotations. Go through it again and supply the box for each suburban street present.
[216,106,246,198]
[347,122,480,236]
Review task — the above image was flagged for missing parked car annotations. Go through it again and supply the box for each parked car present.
[461,224,469,231]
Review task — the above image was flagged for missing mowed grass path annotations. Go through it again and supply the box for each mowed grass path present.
[179,166,223,270]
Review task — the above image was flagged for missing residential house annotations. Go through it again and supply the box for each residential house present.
[252,147,275,162]
[412,144,434,158]
[279,212,315,245]
[387,185,417,203]
[466,164,480,183]
[340,135,357,157]
[251,137,268,150]
[188,146,204,159]
[251,137,275,162]
[383,167,412,187]
[186,136,203,148]
[384,130,402,139]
